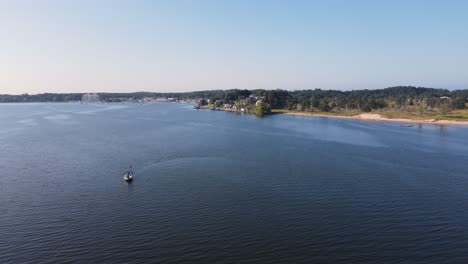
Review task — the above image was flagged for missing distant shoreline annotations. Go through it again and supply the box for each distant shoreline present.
[280,111,468,126]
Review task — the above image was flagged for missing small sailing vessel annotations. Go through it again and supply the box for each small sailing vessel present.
[123,166,134,182]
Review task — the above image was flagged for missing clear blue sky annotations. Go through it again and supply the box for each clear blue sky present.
[1,0,467,94]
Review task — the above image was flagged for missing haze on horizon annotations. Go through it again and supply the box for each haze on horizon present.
[1,0,467,95]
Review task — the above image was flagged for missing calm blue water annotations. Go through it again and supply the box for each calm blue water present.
[1,103,468,263]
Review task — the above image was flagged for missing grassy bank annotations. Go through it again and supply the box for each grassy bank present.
[271,108,468,122]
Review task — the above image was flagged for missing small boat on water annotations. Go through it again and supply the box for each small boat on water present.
[400,124,414,127]
[123,166,134,182]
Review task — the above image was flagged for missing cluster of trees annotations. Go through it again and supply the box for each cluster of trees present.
[190,87,467,114]
[0,93,83,102]
[255,101,271,117]
[2,87,467,114]
[196,86,467,113]
[0,91,227,103]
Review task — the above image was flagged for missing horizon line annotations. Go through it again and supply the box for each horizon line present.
[3,85,466,96]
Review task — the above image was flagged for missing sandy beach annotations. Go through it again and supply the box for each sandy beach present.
[283,112,468,126]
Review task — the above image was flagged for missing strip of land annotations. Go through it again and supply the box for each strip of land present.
[273,110,468,126]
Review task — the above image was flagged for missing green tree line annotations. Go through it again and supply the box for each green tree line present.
[1,87,467,113]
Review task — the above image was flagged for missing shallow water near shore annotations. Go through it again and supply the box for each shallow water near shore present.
[1,103,468,263]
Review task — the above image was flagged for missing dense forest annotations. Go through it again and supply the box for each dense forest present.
[1,87,467,114]
[207,86,468,112]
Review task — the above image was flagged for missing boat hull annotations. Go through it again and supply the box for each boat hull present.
[123,174,133,182]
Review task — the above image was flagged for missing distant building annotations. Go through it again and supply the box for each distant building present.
[81,93,100,103]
